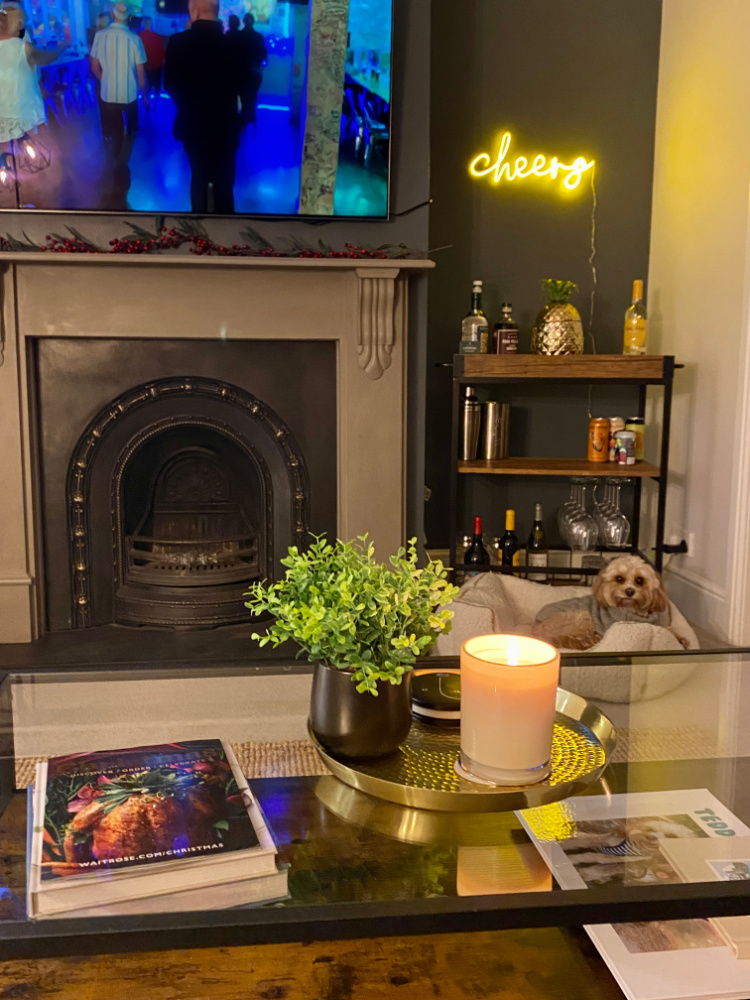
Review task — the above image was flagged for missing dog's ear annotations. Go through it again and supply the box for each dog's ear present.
[592,569,609,607]
[651,582,669,613]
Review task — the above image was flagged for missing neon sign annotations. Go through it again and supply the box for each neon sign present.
[470,132,595,192]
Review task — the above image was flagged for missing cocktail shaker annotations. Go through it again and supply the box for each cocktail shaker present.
[481,401,509,460]
[460,386,482,461]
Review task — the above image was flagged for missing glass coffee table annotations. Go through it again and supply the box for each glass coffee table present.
[0,648,748,962]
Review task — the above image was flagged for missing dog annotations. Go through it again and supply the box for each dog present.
[531,555,690,651]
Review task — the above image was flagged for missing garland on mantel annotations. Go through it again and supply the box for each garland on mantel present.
[0,219,427,260]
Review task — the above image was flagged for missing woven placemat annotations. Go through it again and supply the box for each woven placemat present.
[13,725,726,789]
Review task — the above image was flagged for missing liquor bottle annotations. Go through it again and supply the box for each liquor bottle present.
[464,516,490,574]
[492,303,519,354]
[623,280,647,356]
[526,503,549,583]
[459,280,489,354]
[499,509,521,574]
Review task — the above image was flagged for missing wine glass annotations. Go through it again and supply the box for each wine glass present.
[600,478,631,550]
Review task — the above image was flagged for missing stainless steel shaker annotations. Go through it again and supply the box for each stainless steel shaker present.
[460,385,482,461]
[481,401,510,460]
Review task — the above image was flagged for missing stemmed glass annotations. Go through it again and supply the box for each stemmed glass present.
[595,478,631,550]
[558,478,598,551]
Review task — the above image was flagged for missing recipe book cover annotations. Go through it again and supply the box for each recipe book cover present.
[36,740,261,882]
[517,790,750,1000]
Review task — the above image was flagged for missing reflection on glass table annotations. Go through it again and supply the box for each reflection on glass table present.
[0,650,749,960]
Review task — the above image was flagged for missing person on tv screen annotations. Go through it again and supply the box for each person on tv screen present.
[90,2,148,166]
[0,1,67,145]
[238,12,266,129]
[139,16,164,103]
[164,0,242,214]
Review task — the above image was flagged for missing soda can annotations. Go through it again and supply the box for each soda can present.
[609,417,625,462]
[615,430,636,465]
[588,418,610,463]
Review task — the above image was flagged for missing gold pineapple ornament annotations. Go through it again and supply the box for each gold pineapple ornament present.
[531,279,585,355]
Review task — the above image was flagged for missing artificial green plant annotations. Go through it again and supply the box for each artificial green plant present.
[245,536,459,695]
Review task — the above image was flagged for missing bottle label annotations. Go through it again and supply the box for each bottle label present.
[499,329,519,354]
[479,326,489,353]
[623,317,646,354]
[513,551,521,567]
[460,340,483,355]
[527,551,548,582]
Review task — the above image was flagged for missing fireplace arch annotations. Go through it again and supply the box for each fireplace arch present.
[66,377,310,629]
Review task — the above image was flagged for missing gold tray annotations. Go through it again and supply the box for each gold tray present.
[309,688,616,813]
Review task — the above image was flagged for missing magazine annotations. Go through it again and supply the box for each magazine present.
[517,790,750,1000]
[29,740,282,919]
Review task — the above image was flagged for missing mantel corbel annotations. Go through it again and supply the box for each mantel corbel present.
[356,267,401,381]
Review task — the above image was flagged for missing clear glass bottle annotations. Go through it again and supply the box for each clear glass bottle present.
[623,279,647,356]
[526,503,548,582]
[459,280,489,354]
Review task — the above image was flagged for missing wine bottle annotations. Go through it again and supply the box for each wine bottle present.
[492,303,519,354]
[623,280,647,356]
[464,516,490,575]
[459,280,489,354]
[499,509,521,574]
[526,503,549,583]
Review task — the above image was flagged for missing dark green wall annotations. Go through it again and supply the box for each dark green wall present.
[426,0,663,547]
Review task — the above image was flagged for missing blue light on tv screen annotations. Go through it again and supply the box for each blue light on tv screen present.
[0,0,393,218]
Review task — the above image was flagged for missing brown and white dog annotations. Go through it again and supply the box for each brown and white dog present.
[531,555,689,651]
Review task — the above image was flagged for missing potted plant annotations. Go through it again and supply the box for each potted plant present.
[245,535,458,761]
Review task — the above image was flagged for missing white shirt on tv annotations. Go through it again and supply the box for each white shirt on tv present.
[91,23,145,105]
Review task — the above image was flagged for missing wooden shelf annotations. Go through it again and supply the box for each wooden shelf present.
[459,458,660,478]
[455,354,672,381]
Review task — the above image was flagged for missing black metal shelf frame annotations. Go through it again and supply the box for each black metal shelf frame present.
[448,356,678,578]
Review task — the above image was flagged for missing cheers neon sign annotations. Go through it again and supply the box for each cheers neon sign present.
[470,132,595,192]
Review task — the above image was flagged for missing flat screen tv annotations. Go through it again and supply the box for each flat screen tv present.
[0,0,393,217]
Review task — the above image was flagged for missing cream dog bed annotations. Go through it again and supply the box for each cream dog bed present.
[435,573,700,703]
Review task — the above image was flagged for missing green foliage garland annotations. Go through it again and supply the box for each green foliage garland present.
[245,536,459,695]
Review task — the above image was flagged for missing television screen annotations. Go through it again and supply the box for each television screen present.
[0,0,392,217]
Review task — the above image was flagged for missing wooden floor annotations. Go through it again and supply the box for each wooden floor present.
[0,928,625,999]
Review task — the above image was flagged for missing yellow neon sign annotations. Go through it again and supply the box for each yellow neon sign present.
[470,132,595,192]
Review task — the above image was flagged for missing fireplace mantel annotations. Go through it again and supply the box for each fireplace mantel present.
[0,254,433,642]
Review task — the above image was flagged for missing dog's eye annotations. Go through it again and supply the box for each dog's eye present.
[635,577,644,586]
[615,575,624,584]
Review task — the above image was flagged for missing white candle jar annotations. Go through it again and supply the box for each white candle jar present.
[459,634,560,786]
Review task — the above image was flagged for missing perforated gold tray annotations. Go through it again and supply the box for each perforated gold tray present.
[309,688,616,812]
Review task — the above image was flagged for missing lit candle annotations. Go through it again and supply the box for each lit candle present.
[459,634,560,786]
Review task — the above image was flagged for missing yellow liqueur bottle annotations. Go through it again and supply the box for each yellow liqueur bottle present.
[623,279,647,356]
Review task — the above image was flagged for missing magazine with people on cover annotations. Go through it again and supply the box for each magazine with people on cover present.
[518,789,750,1000]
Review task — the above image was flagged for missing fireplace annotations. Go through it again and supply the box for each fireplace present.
[0,255,431,646]
[36,340,334,634]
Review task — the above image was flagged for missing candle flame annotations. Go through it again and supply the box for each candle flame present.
[507,636,520,666]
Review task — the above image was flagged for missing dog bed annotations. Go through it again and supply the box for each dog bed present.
[434,573,700,703]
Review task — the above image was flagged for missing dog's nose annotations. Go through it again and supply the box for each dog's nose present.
[625,587,635,597]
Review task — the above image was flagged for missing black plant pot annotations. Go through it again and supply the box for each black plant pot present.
[309,663,413,761]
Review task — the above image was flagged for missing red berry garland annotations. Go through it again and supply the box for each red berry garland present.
[1,225,420,261]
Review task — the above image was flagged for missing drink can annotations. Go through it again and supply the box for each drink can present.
[608,417,625,461]
[588,418,610,463]
[625,417,645,461]
[615,430,636,465]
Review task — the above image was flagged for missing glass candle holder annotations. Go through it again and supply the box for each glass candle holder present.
[459,635,560,786]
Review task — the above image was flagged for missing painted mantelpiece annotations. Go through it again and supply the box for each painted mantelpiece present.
[0,254,433,643]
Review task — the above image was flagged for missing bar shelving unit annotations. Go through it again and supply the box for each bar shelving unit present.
[449,354,680,581]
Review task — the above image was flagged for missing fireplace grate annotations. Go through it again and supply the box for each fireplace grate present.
[126,535,260,587]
